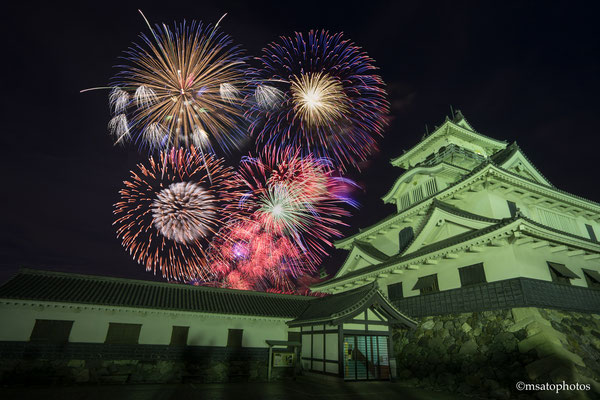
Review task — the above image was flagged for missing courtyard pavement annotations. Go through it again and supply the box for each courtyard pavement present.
[0,378,478,400]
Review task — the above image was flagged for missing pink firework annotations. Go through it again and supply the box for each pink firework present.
[113,147,242,282]
[207,149,357,291]
[237,148,357,263]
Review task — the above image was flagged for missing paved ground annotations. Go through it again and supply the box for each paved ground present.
[0,378,477,400]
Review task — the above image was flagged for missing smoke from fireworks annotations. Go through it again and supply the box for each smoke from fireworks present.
[114,147,241,281]
[105,14,249,153]
[248,30,390,171]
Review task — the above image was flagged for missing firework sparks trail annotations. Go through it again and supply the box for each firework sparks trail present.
[248,30,390,171]
[113,146,242,282]
[207,149,358,291]
[85,11,250,154]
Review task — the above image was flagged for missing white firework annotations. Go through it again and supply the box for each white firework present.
[108,114,130,144]
[255,85,285,111]
[151,181,217,244]
[191,126,211,149]
[219,83,240,104]
[109,87,130,113]
[134,85,158,108]
[143,122,169,150]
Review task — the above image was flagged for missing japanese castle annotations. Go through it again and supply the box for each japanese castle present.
[0,112,599,395]
[313,111,600,316]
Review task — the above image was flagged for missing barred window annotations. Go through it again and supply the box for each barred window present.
[583,269,600,289]
[547,262,579,286]
[30,319,73,343]
[412,274,439,294]
[170,326,189,346]
[105,323,142,344]
[459,263,486,287]
[387,282,403,301]
[227,329,243,348]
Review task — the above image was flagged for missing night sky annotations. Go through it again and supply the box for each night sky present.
[2,1,600,286]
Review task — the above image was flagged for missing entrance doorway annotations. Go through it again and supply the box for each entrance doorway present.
[342,335,390,380]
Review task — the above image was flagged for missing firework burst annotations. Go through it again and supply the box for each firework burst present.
[248,30,390,170]
[207,149,357,291]
[114,147,241,281]
[103,13,249,153]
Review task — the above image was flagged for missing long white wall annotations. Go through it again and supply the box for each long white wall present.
[0,300,293,347]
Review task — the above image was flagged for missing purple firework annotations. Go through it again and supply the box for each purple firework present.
[248,30,390,171]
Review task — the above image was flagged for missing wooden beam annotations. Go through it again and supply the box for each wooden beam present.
[403,217,414,223]
[515,237,535,246]
[489,238,508,247]
[378,273,389,279]
[424,259,438,265]
[567,249,585,257]
[468,245,485,253]
[407,264,420,270]
[531,240,549,249]
[444,253,459,259]
[391,269,404,274]
[549,245,568,253]
[452,192,466,200]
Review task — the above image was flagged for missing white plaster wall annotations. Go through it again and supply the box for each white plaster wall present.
[381,245,518,298]
[0,301,291,347]
[380,243,600,297]
[512,245,600,288]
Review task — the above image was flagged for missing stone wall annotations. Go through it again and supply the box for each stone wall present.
[0,343,294,385]
[392,308,600,399]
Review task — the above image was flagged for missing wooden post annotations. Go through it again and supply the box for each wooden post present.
[268,345,273,381]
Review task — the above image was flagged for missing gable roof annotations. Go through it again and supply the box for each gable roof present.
[336,159,600,250]
[401,200,500,255]
[0,268,313,319]
[490,142,553,187]
[287,284,416,328]
[315,214,600,292]
[390,113,507,169]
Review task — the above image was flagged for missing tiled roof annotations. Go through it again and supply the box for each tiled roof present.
[490,142,554,187]
[288,284,416,328]
[314,217,517,289]
[354,241,390,261]
[0,269,314,319]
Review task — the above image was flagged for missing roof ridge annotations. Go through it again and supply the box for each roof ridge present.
[11,268,316,301]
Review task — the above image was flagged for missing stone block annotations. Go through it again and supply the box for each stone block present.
[461,322,472,333]
[459,340,478,356]
[519,332,562,354]
[421,320,435,330]
[67,359,85,368]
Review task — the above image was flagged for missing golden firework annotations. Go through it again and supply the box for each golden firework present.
[109,16,248,152]
[290,72,349,127]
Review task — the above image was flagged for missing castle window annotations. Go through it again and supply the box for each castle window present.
[170,326,189,346]
[459,263,486,286]
[412,274,439,294]
[586,224,598,242]
[227,329,243,348]
[507,201,517,218]
[582,269,600,289]
[387,282,403,301]
[547,262,579,285]
[30,319,73,343]
[105,323,142,344]
[398,227,414,253]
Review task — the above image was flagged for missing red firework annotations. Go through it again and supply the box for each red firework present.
[113,147,242,282]
[207,148,357,291]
